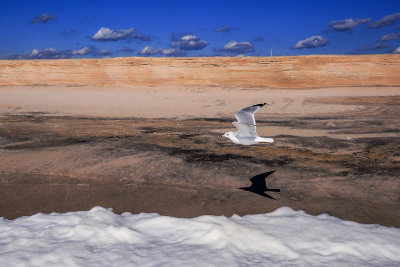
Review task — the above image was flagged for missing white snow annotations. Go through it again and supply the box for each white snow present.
[1,206,399,266]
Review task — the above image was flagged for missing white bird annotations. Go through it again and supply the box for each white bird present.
[222,103,274,145]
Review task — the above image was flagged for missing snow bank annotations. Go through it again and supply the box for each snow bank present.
[1,207,399,266]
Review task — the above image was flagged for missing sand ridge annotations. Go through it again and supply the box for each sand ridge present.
[1,55,400,88]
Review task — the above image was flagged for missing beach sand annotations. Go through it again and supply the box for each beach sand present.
[1,85,399,227]
[0,55,399,227]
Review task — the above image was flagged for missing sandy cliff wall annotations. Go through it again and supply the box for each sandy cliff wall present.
[0,55,399,88]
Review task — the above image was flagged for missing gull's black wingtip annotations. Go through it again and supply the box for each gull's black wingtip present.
[254,103,267,108]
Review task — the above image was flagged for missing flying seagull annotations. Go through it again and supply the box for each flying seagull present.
[222,103,274,145]
[239,171,280,199]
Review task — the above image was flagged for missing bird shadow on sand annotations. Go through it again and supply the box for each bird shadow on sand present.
[239,171,280,200]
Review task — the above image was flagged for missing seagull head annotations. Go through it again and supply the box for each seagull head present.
[221,131,235,139]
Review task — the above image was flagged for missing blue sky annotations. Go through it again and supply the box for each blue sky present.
[1,0,400,59]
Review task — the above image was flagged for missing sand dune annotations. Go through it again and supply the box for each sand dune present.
[1,55,400,88]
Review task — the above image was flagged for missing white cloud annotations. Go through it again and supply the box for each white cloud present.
[394,46,400,54]
[72,46,111,57]
[72,46,94,55]
[370,12,400,28]
[5,48,55,59]
[181,35,197,41]
[30,49,40,56]
[293,36,329,49]
[221,41,254,54]
[170,35,208,50]
[161,48,186,56]
[138,46,186,57]
[379,32,400,42]
[92,27,134,41]
[91,27,150,41]
[19,48,69,59]
[31,13,57,23]
[329,18,371,31]
[4,46,113,59]
[138,46,162,56]
[352,43,392,54]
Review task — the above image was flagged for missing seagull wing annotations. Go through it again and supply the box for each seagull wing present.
[235,103,266,126]
[233,122,257,137]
